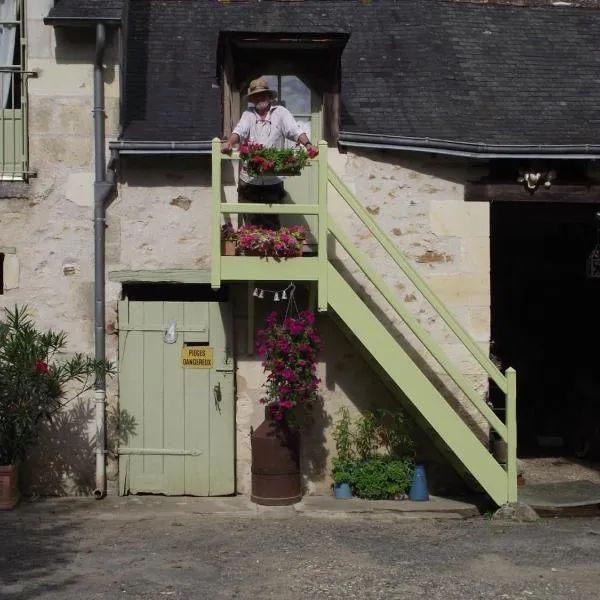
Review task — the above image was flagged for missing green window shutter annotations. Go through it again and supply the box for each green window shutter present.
[0,0,29,180]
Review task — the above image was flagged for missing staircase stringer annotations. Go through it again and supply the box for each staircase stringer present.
[327,263,509,506]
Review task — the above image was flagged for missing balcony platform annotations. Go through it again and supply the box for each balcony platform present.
[220,256,320,281]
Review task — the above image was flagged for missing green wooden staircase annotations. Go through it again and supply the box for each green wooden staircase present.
[211,139,517,507]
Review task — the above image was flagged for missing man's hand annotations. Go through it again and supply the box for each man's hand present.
[306,144,319,159]
[221,140,233,154]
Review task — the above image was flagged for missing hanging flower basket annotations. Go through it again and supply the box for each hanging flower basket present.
[255,310,322,426]
[239,143,317,178]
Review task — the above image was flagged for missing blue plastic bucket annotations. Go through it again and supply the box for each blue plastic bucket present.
[334,483,352,499]
[408,463,429,501]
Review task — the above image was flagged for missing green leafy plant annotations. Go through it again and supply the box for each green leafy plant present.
[331,407,355,485]
[352,456,414,500]
[0,306,114,466]
[329,407,415,498]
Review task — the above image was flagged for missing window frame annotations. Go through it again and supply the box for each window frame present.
[219,33,347,147]
[0,0,30,181]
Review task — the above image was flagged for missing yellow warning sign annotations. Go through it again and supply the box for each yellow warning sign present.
[181,346,213,369]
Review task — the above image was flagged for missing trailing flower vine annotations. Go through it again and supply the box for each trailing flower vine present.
[255,310,322,425]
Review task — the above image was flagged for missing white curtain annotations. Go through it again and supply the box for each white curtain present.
[0,0,17,109]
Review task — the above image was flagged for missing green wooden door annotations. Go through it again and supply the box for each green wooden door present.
[118,301,234,496]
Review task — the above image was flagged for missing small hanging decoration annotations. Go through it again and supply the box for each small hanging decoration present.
[252,282,296,302]
[587,213,600,279]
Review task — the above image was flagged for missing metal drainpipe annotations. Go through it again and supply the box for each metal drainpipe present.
[92,22,115,500]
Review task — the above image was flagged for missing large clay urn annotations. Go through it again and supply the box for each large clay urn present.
[251,410,301,506]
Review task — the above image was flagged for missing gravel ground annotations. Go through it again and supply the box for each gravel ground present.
[520,457,600,485]
[1,503,600,600]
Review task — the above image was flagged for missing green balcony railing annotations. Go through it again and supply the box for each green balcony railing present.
[210,137,517,505]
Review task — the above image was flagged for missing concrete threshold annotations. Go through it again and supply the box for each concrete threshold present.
[294,495,479,520]
[10,494,479,521]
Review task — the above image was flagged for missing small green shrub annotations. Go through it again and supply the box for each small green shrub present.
[352,456,414,500]
[331,457,355,486]
[330,407,415,498]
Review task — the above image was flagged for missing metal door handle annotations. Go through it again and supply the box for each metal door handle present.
[213,382,222,412]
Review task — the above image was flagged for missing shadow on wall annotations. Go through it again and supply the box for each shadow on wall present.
[21,401,137,498]
[331,254,485,438]
[342,146,488,185]
[118,155,213,189]
[321,265,475,496]
[52,27,118,78]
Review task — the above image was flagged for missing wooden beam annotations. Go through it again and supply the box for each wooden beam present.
[109,269,212,284]
[465,182,600,203]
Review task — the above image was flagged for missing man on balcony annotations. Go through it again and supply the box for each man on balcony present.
[221,77,318,228]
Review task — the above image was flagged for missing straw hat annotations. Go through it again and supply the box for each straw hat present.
[244,77,277,100]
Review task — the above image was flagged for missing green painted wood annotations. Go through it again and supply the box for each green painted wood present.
[163,302,186,494]
[329,218,507,442]
[317,141,328,312]
[328,166,507,394]
[117,300,131,495]
[209,302,235,495]
[118,300,234,496]
[212,137,222,290]
[280,90,322,245]
[220,203,320,215]
[122,301,146,494]
[183,302,211,495]
[0,109,23,178]
[327,264,509,506]
[142,303,166,484]
[220,256,320,281]
[109,269,211,284]
[506,368,518,503]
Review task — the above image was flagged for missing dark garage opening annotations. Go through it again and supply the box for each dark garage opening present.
[490,201,600,461]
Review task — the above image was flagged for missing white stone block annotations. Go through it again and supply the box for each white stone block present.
[461,236,491,274]
[430,200,490,238]
[3,254,19,290]
[65,171,94,207]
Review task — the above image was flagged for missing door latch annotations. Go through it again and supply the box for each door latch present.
[213,382,222,413]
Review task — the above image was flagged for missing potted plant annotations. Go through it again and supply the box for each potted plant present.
[238,142,317,178]
[331,407,354,499]
[250,309,322,506]
[0,306,113,509]
[221,223,238,256]
[237,224,306,258]
[330,408,416,501]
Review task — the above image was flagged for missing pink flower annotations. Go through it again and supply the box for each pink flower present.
[307,146,318,159]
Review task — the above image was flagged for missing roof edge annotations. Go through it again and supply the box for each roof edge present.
[109,140,213,154]
[44,16,121,28]
[338,132,600,159]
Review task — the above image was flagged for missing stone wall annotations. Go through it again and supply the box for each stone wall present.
[0,5,120,495]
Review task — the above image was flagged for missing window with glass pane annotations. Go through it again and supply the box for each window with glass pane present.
[0,0,27,180]
[248,75,312,148]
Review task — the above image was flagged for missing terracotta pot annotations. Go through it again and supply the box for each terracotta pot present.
[221,239,237,256]
[0,464,21,510]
